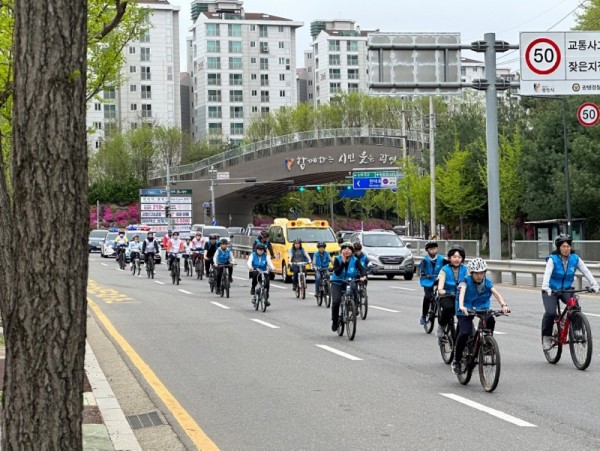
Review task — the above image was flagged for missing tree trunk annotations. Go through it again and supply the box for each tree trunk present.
[0,0,88,448]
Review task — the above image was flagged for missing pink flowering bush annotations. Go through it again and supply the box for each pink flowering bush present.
[90,203,140,229]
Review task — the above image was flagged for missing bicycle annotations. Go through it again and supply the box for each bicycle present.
[183,254,193,277]
[253,269,270,312]
[193,252,204,280]
[455,309,506,393]
[207,261,216,293]
[291,262,308,299]
[438,313,456,365]
[217,263,234,298]
[315,268,331,308]
[145,253,155,279]
[170,254,181,285]
[543,288,593,370]
[116,245,127,270]
[130,252,141,276]
[423,278,440,334]
[335,279,357,341]
[356,279,368,320]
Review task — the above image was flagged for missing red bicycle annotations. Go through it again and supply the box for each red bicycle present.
[543,288,593,370]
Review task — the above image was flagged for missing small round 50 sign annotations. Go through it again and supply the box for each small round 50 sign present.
[577,102,600,127]
[525,38,561,75]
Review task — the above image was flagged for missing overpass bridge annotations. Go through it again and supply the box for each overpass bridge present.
[148,128,428,227]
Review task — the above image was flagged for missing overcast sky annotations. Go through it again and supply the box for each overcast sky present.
[169,0,584,71]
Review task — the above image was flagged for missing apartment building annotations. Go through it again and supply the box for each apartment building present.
[88,0,181,150]
[304,19,371,106]
[189,0,303,144]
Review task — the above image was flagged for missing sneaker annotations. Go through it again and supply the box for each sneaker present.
[250,287,255,295]
[251,297,256,305]
[419,315,426,325]
[293,285,298,291]
[265,300,271,307]
[452,362,460,375]
[331,320,338,332]
[229,276,233,283]
[436,325,445,338]
[542,336,553,351]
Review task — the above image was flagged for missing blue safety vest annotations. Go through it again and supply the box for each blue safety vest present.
[419,255,445,288]
[456,275,493,316]
[355,252,368,268]
[331,255,359,282]
[440,264,467,295]
[216,248,232,265]
[314,251,331,269]
[547,253,579,291]
[251,253,268,271]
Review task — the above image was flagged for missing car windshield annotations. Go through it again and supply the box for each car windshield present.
[363,234,405,248]
[105,232,118,242]
[287,228,336,243]
[90,230,106,238]
[248,228,263,237]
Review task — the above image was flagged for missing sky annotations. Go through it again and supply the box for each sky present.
[168,0,584,72]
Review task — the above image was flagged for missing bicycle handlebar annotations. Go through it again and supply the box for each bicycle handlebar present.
[553,287,593,295]
[466,308,508,317]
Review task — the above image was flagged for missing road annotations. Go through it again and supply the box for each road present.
[88,254,600,450]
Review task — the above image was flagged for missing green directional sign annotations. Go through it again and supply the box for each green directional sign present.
[353,170,400,178]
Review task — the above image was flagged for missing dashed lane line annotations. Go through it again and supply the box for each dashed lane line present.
[315,345,362,361]
[389,285,416,291]
[178,289,193,295]
[251,319,280,329]
[370,306,400,313]
[587,313,600,317]
[154,280,165,285]
[101,263,108,267]
[211,302,230,310]
[440,393,536,427]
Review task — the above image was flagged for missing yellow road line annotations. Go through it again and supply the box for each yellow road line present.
[87,297,219,451]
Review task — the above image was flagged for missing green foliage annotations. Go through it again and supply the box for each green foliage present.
[89,176,143,204]
[575,0,600,30]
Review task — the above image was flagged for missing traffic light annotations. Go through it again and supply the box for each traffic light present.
[298,186,306,192]
[165,205,171,217]
[316,185,322,191]
[205,205,211,216]
[346,185,352,190]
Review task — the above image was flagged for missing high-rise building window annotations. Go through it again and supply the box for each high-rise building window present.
[260,42,269,53]
[206,23,220,36]
[230,106,244,118]
[278,41,284,49]
[328,40,340,52]
[229,41,242,53]
[329,54,340,66]
[141,66,151,80]
[229,57,242,69]
[130,104,137,111]
[279,74,285,81]
[140,30,150,43]
[130,84,137,92]
[229,74,243,86]
[207,57,221,69]
[208,106,222,118]
[103,104,116,119]
[103,88,115,99]
[259,25,268,37]
[208,90,222,102]
[230,123,244,135]
[141,85,151,99]
[140,47,150,62]
[348,68,359,79]
[260,90,269,102]
[280,90,286,97]
[94,103,101,111]
[260,58,269,70]
[129,46,136,54]
[348,83,360,92]
[329,69,341,79]
[208,73,221,86]
[130,65,136,73]
[141,104,152,118]
[228,24,241,37]
[208,122,222,134]
[347,55,358,66]
[278,26,284,32]
[207,40,221,53]
[167,66,173,81]
[229,90,243,102]
[330,82,341,93]
[260,74,269,86]
[347,40,358,51]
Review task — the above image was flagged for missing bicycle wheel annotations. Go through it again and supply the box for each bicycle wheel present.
[569,311,593,370]
[543,320,562,364]
[301,275,306,299]
[209,272,215,293]
[261,292,268,312]
[225,277,230,299]
[360,290,368,320]
[171,265,176,284]
[137,260,141,275]
[439,322,455,364]
[325,283,331,308]
[423,301,436,334]
[478,335,501,392]
[317,288,323,307]
[346,298,357,341]
[457,346,473,385]
[337,302,345,336]
[131,259,135,275]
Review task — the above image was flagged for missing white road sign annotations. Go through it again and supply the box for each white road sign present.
[521,32,600,95]
[577,102,600,127]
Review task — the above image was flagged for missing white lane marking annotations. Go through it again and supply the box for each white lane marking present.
[316,345,362,361]
[101,263,108,267]
[251,319,280,329]
[154,280,165,285]
[233,276,247,281]
[178,289,193,295]
[440,393,536,427]
[587,313,600,317]
[269,283,287,290]
[371,306,400,313]
[390,285,416,291]
[494,331,507,335]
[211,302,230,310]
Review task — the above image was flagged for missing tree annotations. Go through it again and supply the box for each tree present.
[154,125,182,169]
[436,145,486,239]
[575,0,600,30]
[0,1,128,447]
[128,125,155,185]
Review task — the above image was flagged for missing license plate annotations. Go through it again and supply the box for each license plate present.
[384,265,400,270]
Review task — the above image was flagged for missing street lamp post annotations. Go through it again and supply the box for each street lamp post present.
[166,164,172,230]
[561,97,573,235]
[209,166,217,225]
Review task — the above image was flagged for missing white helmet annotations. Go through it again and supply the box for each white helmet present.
[467,257,487,273]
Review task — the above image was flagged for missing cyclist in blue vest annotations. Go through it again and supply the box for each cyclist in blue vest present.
[214,238,235,295]
[312,241,331,298]
[541,234,599,350]
[436,245,468,338]
[452,258,510,375]
[419,240,445,325]
[247,243,275,305]
[352,241,369,269]
[288,238,311,291]
[330,242,367,332]
[253,230,275,259]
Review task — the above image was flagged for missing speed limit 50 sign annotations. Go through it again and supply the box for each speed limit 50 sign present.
[577,102,600,127]
[520,32,600,96]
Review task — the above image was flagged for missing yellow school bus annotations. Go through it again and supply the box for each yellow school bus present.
[268,218,340,282]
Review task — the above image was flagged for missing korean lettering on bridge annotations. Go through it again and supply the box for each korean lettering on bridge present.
[286,151,398,171]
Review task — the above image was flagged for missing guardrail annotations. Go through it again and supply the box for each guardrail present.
[513,240,600,262]
[413,255,600,289]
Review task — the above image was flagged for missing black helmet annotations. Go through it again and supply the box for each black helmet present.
[293,238,302,245]
[447,245,465,260]
[255,243,266,250]
[317,241,326,248]
[209,234,218,239]
[260,230,269,239]
[219,238,228,245]
[555,234,573,248]
[353,241,362,251]
[425,240,438,250]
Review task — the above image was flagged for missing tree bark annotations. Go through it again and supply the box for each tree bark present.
[1,0,88,448]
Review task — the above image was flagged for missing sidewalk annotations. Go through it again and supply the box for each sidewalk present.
[0,326,141,450]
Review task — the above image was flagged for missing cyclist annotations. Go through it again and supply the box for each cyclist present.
[541,234,600,350]
[214,238,235,295]
[247,243,275,305]
[253,230,275,259]
[162,229,173,268]
[113,229,129,264]
[452,258,510,375]
[167,231,185,281]
[191,232,204,269]
[353,241,369,269]
[330,242,367,332]
[204,234,219,276]
[312,241,331,298]
[436,245,468,339]
[128,234,143,268]
[183,237,193,273]
[419,240,445,325]
[288,238,310,291]
[142,231,159,264]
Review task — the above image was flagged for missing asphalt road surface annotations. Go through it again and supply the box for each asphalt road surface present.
[88,254,600,450]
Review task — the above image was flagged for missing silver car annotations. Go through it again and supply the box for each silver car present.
[350,231,414,280]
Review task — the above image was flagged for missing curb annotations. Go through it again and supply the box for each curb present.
[85,341,141,451]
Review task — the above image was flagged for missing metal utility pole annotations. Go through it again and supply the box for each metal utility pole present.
[561,97,573,235]
[96,200,100,230]
[210,165,217,225]
[166,163,172,230]
[429,96,436,238]
[484,32,502,264]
